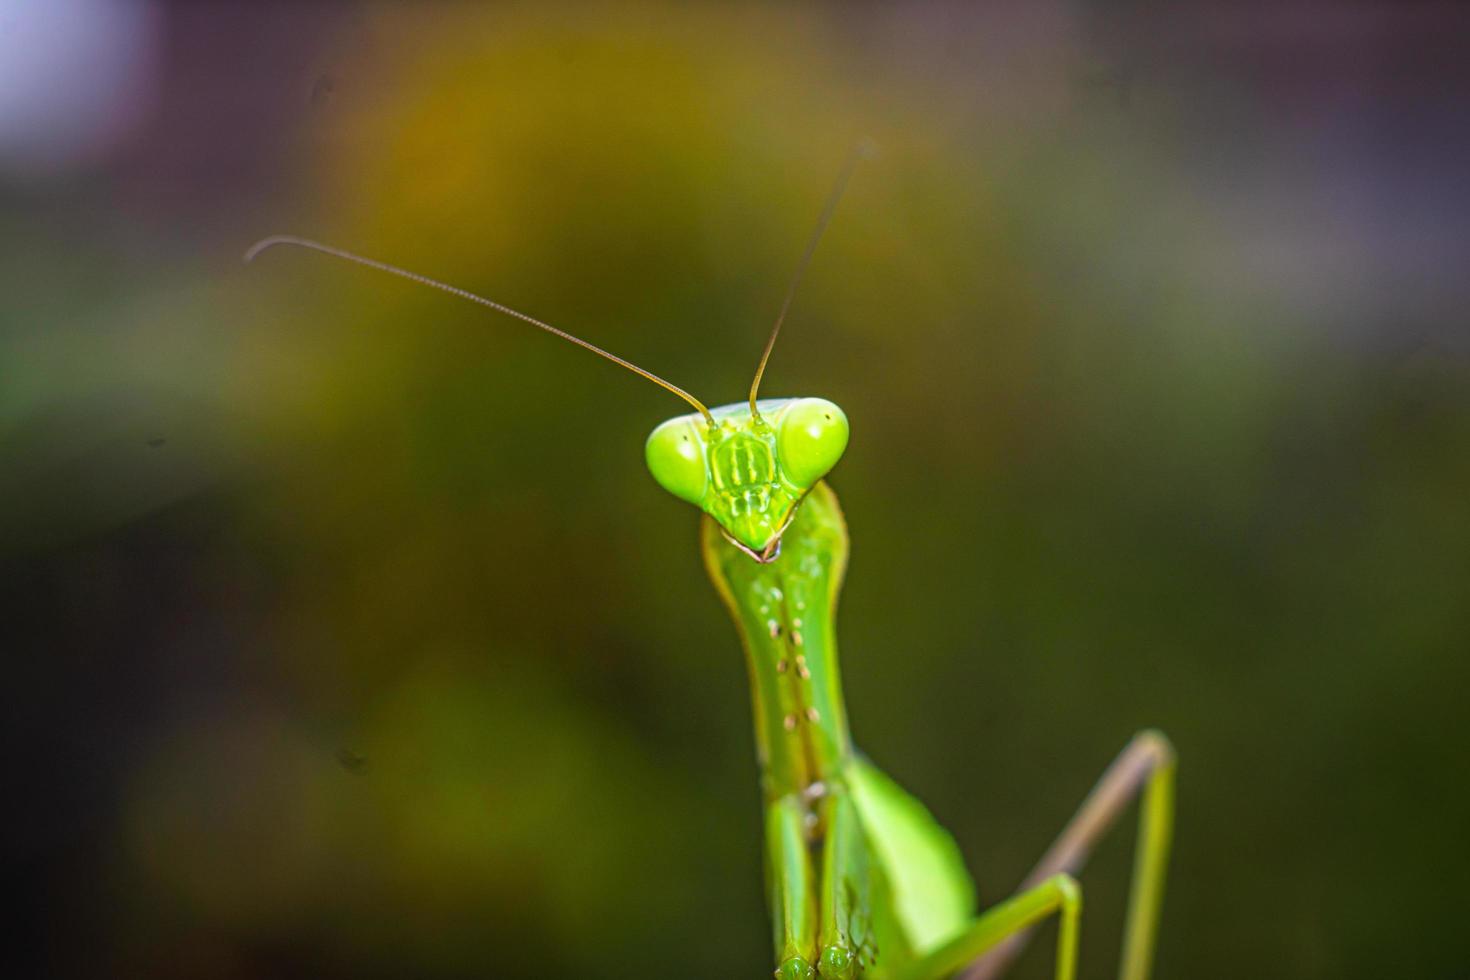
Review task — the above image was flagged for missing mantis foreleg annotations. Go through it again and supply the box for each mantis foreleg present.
[769,796,819,980]
[962,729,1176,980]
[818,786,872,979]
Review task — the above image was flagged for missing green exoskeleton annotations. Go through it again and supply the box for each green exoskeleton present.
[247,149,1176,980]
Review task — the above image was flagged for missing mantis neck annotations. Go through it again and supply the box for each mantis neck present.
[702,480,853,802]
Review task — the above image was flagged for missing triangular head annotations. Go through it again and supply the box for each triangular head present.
[646,398,849,562]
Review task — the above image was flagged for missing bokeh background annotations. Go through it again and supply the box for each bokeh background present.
[4,3,1469,978]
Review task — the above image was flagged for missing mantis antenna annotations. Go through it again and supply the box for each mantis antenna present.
[747,139,873,420]
[244,235,716,425]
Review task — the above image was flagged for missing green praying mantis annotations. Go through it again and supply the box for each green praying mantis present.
[247,148,1176,980]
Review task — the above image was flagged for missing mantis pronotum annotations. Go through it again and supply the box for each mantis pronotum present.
[247,149,1176,980]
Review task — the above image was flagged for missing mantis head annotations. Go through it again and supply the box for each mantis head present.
[645,398,849,562]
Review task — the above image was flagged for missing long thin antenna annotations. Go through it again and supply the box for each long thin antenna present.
[748,139,873,419]
[245,235,715,424]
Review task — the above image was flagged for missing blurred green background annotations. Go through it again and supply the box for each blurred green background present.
[4,4,1469,978]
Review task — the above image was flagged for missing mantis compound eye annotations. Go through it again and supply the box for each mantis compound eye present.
[645,415,709,506]
[777,398,849,489]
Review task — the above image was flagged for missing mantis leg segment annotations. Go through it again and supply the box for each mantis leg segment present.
[817,787,872,979]
[962,730,1176,980]
[768,795,819,980]
[891,874,1081,980]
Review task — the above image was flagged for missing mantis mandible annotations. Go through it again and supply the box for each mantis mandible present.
[247,147,1176,980]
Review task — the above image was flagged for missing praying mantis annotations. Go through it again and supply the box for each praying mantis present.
[247,147,1176,980]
